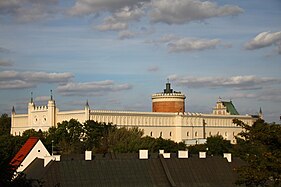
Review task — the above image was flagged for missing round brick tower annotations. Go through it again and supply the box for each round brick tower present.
[152,81,186,113]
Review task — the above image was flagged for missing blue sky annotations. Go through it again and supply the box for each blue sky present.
[0,0,280,122]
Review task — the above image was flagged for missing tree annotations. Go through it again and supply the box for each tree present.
[46,119,85,154]
[0,113,11,135]
[233,119,281,187]
[206,135,232,155]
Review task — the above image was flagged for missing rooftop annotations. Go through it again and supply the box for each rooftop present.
[24,153,245,187]
[10,137,39,170]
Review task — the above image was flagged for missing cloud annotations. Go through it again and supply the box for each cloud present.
[244,31,281,54]
[0,59,13,67]
[96,6,144,32]
[0,0,59,23]
[118,30,136,39]
[57,80,133,96]
[169,74,281,90]
[0,47,12,53]
[168,38,221,52]
[149,0,243,24]
[231,89,281,102]
[147,65,159,72]
[147,34,224,52]
[0,71,73,89]
[97,18,128,31]
[68,0,148,16]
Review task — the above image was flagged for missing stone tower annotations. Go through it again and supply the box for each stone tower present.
[152,81,186,113]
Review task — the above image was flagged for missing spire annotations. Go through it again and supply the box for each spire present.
[50,90,53,100]
[12,106,15,114]
[30,92,33,103]
[86,100,89,107]
[259,107,262,114]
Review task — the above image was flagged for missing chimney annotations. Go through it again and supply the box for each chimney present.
[199,152,206,158]
[159,150,164,154]
[163,153,171,158]
[139,150,148,159]
[223,153,232,162]
[178,150,188,158]
[85,151,92,161]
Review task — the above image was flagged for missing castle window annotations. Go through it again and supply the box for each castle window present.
[209,132,212,136]
[160,132,162,137]
[217,131,220,135]
[150,132,153,136]
[170,132,172,137]
[195,132,198,137]
[225,132,228,136]
[187,132,189,136]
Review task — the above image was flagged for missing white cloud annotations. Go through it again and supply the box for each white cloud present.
[149,0,243,24]
[0,0,59,23]
[169,75,281,90]
[147,65,159,72]
[118,30,136,39]
[168,38,221,52]
[97,18,128,31]
[0,47,12,53]
[0,71,73,89]
[0,59,13,67]
[245,31,281,54]
[57,80,132,96]
[68,0,148,16]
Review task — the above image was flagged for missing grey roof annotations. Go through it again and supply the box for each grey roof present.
[24,153,244,187]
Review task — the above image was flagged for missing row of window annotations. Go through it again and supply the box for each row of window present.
[148,131,237,138]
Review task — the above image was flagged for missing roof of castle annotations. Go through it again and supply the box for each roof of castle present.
[222,101,239,115]
[24,153,245,187]
[10,137,39,170]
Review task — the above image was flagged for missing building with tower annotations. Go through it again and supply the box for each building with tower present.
[11,82,260,144]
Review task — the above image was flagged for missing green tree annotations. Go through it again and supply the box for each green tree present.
[0,113,11,135]
[46,119,85,154]
[206,135,232,155]
[233,119,281,187]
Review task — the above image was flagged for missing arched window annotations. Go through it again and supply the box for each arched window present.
[225,132,228,136]
[150,131,153,136]
[209,132,212,136]
[187,131,189,137]
[160,132,162,137]
[169,132,172,137]
[195,131,198,137]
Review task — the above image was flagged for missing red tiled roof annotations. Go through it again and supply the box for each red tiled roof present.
[10,137,39,170]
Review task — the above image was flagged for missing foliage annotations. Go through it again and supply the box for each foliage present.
[233,119,281,187]
[187,135,232,155]
[206,135,232,155]
[0,113,11,135]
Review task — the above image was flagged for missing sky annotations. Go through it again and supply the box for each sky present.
[0,0,280,123]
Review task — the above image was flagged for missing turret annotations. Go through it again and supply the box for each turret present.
[47,90,56,127]
[152,80,186,113]
[85,100,90,121]
[259,107,263,119]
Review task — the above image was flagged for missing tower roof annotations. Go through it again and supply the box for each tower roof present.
[221,101,239,115]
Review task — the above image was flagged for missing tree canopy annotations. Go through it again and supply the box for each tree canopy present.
[233,119,281,187]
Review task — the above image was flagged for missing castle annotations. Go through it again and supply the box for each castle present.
[11,82,259,144]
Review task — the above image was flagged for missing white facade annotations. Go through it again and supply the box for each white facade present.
[11,95,258,144]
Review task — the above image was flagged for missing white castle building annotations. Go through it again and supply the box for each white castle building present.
[11,82,260,144]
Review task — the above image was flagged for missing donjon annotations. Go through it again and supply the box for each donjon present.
[152,81,186,113]
[11,81,261,145]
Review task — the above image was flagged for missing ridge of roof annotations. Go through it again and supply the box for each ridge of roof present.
[10,137,39,170]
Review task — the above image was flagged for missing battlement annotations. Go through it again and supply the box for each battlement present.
[34,105,48,111]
